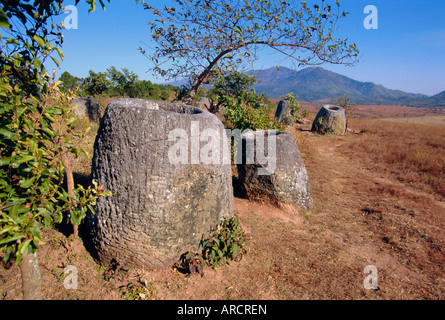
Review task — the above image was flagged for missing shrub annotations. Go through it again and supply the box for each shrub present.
[176,217,248,274]
[210,72,280,131]
[200,217,248,268]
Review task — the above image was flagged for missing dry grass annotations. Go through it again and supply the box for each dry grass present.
[348,119,445,198]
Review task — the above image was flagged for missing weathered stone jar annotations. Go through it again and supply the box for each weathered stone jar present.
[311,104,346,135]
[71,96,104,123]
[274,99,294,124]
[237,130,313,211]
[87,98,233,269]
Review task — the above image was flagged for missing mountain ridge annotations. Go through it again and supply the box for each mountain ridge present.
[248,66,443,107]
[167,67,444,107]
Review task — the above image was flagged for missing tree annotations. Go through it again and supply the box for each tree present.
[82,70,110,96]
[59,71,81,92]
[106,66,140,97]
[210,72,278,131]
[0,0,112,300]
[141,0,359,102]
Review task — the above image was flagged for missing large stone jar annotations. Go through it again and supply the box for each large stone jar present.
[87,98,233,269]
[311,104,346,135]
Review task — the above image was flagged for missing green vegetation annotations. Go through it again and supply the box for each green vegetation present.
[0,0,112,299]
[201,217,248,268]
[177,217,248,275]
[60,67,179,101]
[209,72,283,131]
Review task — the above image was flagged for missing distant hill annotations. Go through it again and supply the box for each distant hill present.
[408,90,445,107]
[247,66,443,107]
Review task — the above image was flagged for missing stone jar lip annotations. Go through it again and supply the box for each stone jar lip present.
[107,98,202,114]
[323,104,344,113]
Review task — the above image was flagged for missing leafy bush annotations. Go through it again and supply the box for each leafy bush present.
[281,92,309,123]
[0,0,112,299]
[200,217,248,268]
[175,217,248,275]
[210,72,280,131]
[0,74,111,263]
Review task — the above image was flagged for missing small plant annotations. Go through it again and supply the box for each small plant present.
[200,217,248,268]
[123,281,157,300]
[281,92,302,120]
[174,217,248,275]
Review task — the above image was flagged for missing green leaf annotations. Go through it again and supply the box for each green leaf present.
[0,8,10,30]
[17,154,36,164]
[50,56,60,67]
[0,128,15,140]
[19,176,36,188]
[55,47,64,61]
[0,233,26,246]
[33,35,46,49]
[32,58,42,69]
[18,239,32,255]
[0,157,13,166]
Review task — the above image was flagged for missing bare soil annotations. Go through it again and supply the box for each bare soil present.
[1,106,444,300]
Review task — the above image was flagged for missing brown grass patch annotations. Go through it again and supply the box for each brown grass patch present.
[348,119,445,198]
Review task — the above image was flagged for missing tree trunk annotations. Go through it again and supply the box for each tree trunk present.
[61,152,78,237]
[19,250,42,300]
[185,49,233,103]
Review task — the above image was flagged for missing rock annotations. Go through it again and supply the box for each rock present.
[237,130,313,211]
[311,104,346,135]
[71,96,104,123]
[195,97,212,110]
[274,100,294,125]
[87,98,233,269]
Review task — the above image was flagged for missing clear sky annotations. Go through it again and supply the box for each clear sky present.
[52,0,445,96]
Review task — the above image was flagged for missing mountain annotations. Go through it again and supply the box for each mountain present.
[247,67,442,107]
[408,90,445,107]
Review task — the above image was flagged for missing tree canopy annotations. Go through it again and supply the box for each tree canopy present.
[141,0,359,101]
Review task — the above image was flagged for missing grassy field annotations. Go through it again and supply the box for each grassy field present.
[1,103,444,300]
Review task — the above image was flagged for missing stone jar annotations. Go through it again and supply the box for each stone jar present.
[237,130,313,211]
[87,98,233,269]
[311,104,346,135]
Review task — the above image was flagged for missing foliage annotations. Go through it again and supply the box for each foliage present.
[82,70,110,96]
[141,0,359,100]
[175,217,248,275]
[282,92,302,119]
[123,281,157,300]
[200,217,248,268]
[60,68,179,101]
[106,66,139,98]
[59,71,81,92]
[0,0,112,265]
[210,72,280,131]
[0,73,111,263]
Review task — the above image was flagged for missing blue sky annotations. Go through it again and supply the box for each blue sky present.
[53,0,445,96]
